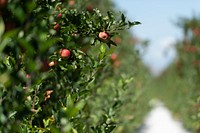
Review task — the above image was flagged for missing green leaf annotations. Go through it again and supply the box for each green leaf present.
[19,38,36,56]
[66,107,79,118]
[67,94,74,107]
[0,17,5,41]
[106,125,116,132]
[128,21,141,27]
[91,38,97,46]
[79,90,90,97]
[0,73,10,86]
[100,44,106,53]
[43,118,50,128]
[59,65,68,71]
[99,53,105,60]
[72,128,78,133]
[26,2,36,13]
[39,38,58,53]
[106,48,115,56]
[107,11,114,20]
[121,13,126,23]
[8,5,25,23]
[0,29,19,53]
[109,40,117,46]
[75,100,85,110]
[88,77,95,85]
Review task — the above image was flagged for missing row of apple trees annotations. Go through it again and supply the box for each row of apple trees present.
[174,16,200,133]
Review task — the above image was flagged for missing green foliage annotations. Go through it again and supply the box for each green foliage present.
[175,16,200,132]
[0,0,140,132]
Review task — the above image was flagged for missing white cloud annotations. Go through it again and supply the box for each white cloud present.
[141,36,177,77]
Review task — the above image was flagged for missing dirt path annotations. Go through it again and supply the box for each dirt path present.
[137,100,190,133]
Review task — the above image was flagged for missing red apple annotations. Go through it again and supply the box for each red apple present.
[69,0,75,6]
[110,53,118,61]
[114,60,121,68]
[57,13,62,18]
[60,49,71,58]
[114,37,122,44]
[98,31,109,40]
[86,4,94,12]
[0,0,8,8]
[26,74,31,79]
[48,61,57,67]
[53,23,60,30]
[193,28,200,36]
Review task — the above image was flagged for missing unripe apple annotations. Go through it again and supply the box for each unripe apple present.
[60,49,71,58]
[98,31,109,40]
[26,96,31,101]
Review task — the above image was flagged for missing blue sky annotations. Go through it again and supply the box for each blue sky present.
[113,0,200,76]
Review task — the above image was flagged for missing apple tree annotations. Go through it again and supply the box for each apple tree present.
[0,0,140,132]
